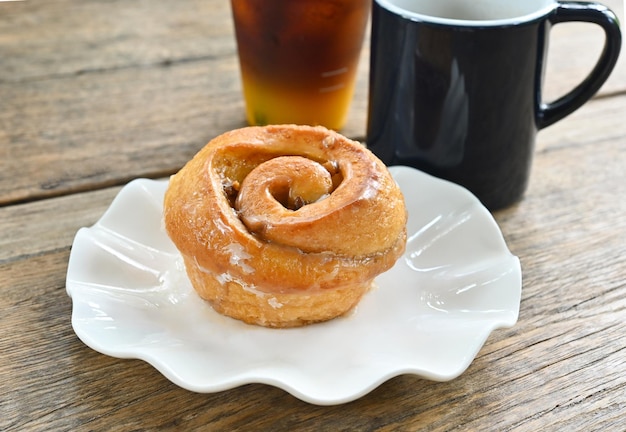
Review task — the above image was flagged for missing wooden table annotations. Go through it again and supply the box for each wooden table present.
[2,1,625,430]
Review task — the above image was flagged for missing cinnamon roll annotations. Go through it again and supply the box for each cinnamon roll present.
[164,125,407,328]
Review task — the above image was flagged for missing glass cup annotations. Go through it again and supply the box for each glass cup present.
[230,0,370,130]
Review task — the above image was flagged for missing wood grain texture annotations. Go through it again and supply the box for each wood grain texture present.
[542,0,625,102]
[1,0,625,430]
[0,0,622,205]
[2,93,625,431]
[0,0,369,205]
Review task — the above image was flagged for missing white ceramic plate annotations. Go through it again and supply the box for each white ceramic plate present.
[66,166,521,405]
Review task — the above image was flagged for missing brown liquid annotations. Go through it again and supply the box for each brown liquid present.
[231,0,370,130]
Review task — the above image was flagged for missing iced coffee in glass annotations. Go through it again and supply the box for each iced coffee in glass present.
[230,0,370,130]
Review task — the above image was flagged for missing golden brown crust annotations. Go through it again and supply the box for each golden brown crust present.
[164,125,407,327]
[183,256,370,328]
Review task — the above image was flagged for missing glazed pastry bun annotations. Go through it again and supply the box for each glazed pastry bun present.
[164,125,407,328]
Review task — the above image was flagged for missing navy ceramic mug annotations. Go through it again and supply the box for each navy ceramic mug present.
[367,0,622,210]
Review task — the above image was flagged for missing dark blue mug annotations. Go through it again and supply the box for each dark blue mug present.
[367,0,622,210]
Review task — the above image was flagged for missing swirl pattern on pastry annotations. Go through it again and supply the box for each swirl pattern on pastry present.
[164,125,407,327]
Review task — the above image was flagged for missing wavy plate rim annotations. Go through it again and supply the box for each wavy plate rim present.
[66,166,522,405]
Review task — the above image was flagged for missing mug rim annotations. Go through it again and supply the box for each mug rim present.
[375,0,557,27]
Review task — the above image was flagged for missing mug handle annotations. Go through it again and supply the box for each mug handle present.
[538,2,622,129]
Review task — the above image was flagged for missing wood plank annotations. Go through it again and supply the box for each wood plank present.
[0,0,235,81]
[1,250,624,430]
[0,58,243,204]
[0,186,121,262]
[0,0,623,205]
[1,0,622,92]
[1,94,625,431]
[543,0,625,102]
